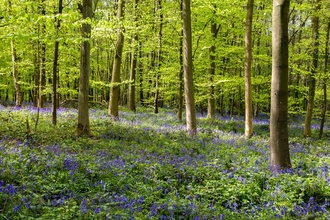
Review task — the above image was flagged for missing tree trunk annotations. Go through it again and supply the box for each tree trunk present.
[230,92,235,118]
[8,0,22,107]
[139,42,144,106]
[244,0,254,137]
[39,0,46,108]
[207,18,217,121]
[128,0,139,112]
[319,22,329,139]
[178,29,184,122]
[270,0,291,169]
[304,0,321,137]
[52,0,63,125]
[128,51,137,111]
[33,51,39,107]
[119,55,128,106]
[10,40,22,107]
[178,1,184,122]
[182,0,197,135]
[219,92,224,116]
[77,0,92,136]
[108,0,125,119]
[254,31,261,118]
[154,0,163,114]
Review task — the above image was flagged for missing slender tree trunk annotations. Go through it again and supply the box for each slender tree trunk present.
[77,0,92,136]
[147,51,156,106]
[178,30,184,121]
[154,0,163,114]
[33,51,39,107]
[139,42,144,106]
[237,84,241,118]
[254,31,261,118]
[178,1,184,121]
[207,18,217,121]
[319,22,330,139]
[244,0,254,137]
[108,0,125,119]
[39,0,46,108]
[219,92,224,116]
[270,0,291,169]
[10,40,22,107]
[182,0,197,135]
[52,0,63,125]
[128,50,137,111]
[230,93,235,118]
[304,0,321,137]
[128,0,139,112]
[119,55,128,106]
[8,0,22,107]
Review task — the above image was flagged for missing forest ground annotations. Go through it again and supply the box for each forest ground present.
[0,103,330,219]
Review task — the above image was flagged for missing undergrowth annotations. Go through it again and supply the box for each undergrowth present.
[0,104,330,219]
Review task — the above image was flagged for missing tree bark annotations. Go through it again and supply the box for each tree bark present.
[139,42,144,106]
[8,0,22,107]
[319,22,329,139]
[178,1,184,121]
[10,40,22,107]
[244,0,254,137]
[108,0,125,119]
[154,0,163,114]
[52,0,63,125]
[33,50,39,107]
[270,0,291,169]
[182,0,197,135]
[128,0,139,112]
[178,31,184,122]
[39,0,46,108]
[77,0,92,136]
[304,0,321,137]
[207,18,217,121]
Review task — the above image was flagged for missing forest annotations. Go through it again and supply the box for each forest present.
[1,0,330,219]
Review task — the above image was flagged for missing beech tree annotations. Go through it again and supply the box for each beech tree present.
[7,0,22,107]
[1,0,329,142]
[77,0,92,136]
[177,0,184,121]
[304,0,321,137]
[128,0,139,112]
[52,0,63,125]
[207,13,218,121]
[244,0,254,137]
[153,0,163,114]
[319,22,329,139]
[182,0,197,135]
[108,0,125,119]
[270,0,291,168]
[38,0,46,108]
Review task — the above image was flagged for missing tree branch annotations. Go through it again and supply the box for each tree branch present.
[289,15,310,44]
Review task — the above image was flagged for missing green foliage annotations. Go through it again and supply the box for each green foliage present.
[0,106,330,219]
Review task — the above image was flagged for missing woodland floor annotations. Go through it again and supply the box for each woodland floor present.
[0,103,330,219]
